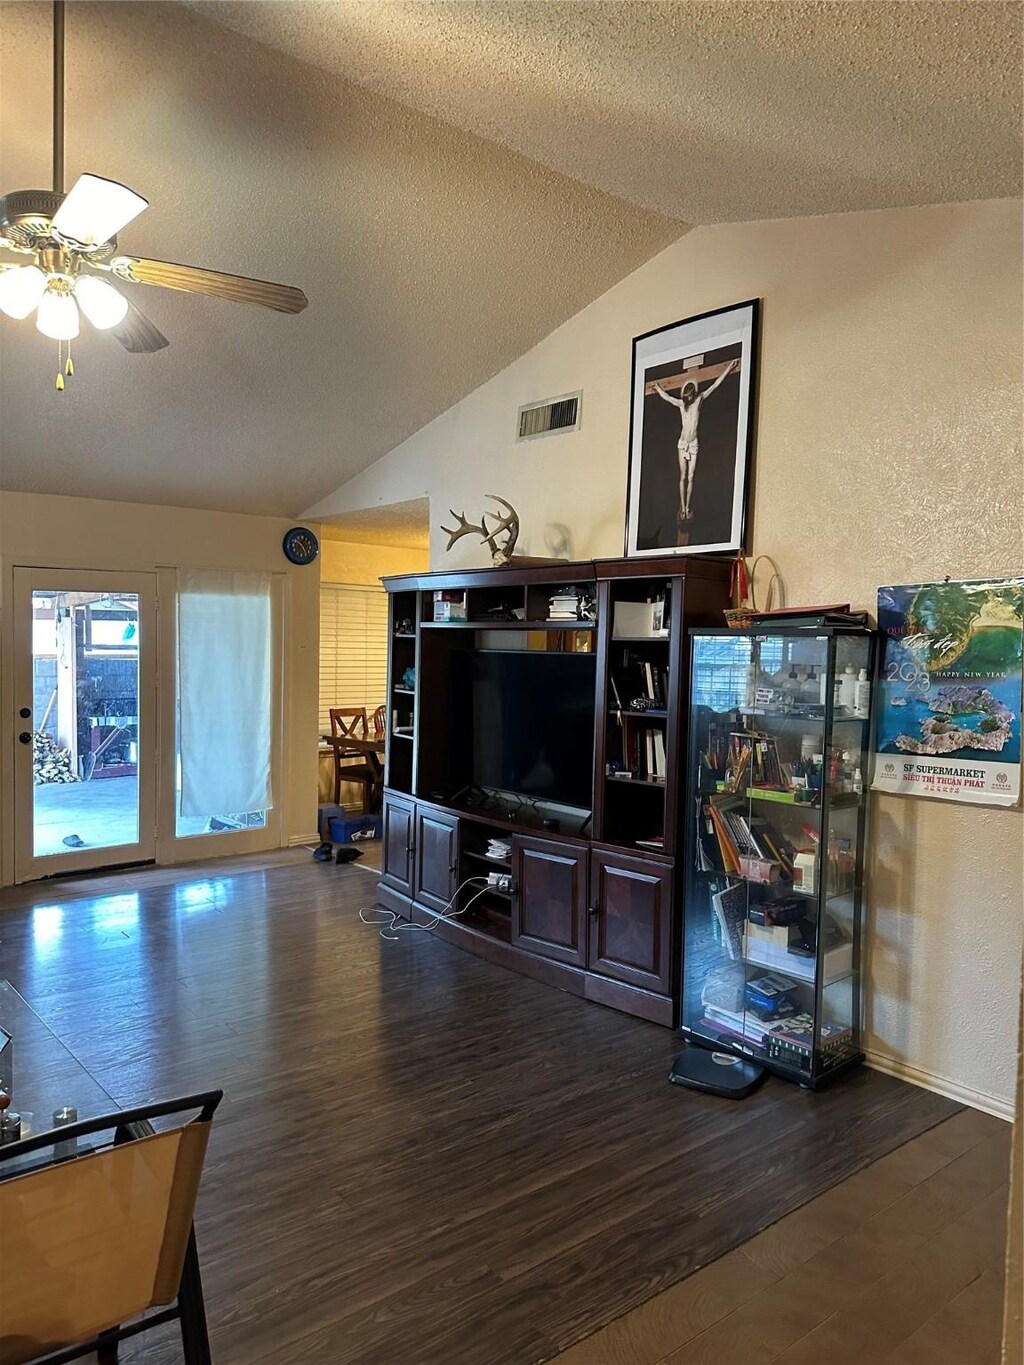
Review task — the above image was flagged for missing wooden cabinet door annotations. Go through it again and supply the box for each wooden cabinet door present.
[381,793,415,896]
[511,835,588,967]
[414,808,459,914]
[588,849,672,993]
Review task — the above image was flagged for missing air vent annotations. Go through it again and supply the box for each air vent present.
[516,391,582,442]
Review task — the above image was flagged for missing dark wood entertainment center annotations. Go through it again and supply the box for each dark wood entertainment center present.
[377,555,730,1025]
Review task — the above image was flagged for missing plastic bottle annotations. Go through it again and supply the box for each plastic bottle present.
[839,665,857,711]
[853,668,871,718]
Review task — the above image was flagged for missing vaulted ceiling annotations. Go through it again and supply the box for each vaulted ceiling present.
[1,1,1019,519]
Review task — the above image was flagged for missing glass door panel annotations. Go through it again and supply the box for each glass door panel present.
[156,567,280,861]
[12,569,157,882]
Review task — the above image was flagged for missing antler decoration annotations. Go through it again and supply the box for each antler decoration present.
[441,494,520,565]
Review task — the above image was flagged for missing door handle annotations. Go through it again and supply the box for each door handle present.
[18,731,32,745]
[588,902,600,916]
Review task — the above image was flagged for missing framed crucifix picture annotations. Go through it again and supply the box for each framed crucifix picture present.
[625,298,759,557]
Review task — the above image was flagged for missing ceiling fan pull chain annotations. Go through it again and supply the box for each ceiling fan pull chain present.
[65,340,74,377]
[55,339,64,391]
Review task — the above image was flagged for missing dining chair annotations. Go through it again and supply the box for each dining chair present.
[328,707,376,811]
[0,1090,222,1365]
[328,707,368,743]
[372,705,387,738]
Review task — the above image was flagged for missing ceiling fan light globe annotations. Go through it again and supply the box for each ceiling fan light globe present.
[36,283,80,340]
[0,264,47,319]
[51,173,148,248]
[75,274,129,329]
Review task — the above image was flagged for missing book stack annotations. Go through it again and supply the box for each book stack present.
[701,1004,769,1047]
[485,838,511,862]
[642,729,667,782]
[548,587,582,621]
[766,1016,854,1070]
[703,793,791,881]
[726,731,785,791]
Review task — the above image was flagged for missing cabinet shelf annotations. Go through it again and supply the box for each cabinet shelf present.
[476,884,513,902]
[463,849,512,870]
[420,620,596,631]
[609,708,668,719]
[611,635,670,644]
[393,632,416,640]
[391,730,414,740]
[606,774,665,789]
[392,686,416,695]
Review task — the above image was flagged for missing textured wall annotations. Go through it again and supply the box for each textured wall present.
[314,198,1024,1110]
[319,540,428,587]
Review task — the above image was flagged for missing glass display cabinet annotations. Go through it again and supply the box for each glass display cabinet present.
[681,626,876,1087]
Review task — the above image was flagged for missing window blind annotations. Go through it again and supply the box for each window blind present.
[319,585,389,731]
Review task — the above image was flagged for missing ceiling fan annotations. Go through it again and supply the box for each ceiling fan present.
[0,0,307,388]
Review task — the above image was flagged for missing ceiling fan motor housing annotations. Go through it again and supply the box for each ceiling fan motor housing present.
[0,189,116,260]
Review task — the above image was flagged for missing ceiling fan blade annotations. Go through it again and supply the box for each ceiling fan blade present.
[112,256,307,314]
[52,174,148,247]
[109,298,169,353]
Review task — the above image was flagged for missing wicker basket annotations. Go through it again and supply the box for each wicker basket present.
[726,555,784,628]
[724,605,758,630]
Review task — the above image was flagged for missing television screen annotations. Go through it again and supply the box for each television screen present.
[469,650,595,809]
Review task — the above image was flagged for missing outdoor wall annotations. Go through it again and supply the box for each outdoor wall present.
[0,490,321,881]
[320,539,428,586]
[312,197,1024,1114]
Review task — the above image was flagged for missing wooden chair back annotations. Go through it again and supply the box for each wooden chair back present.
[372,705,387,738]
[329,707,368,741]
[0,1092,221,1365]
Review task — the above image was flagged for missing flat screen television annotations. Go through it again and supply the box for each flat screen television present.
[468,650,595,809]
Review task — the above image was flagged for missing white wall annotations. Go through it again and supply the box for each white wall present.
[315,198,1024,1113]
[0,490,321,882]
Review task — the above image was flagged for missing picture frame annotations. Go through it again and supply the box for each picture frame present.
[625,298,759,558]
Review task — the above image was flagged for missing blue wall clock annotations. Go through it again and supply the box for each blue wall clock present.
[282,526,319,565]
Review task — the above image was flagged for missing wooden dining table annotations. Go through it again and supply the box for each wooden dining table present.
[318,733,386,808]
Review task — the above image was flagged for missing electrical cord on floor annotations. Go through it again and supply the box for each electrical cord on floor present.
[359,875,493,941]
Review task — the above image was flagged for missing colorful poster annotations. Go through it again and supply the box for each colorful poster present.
[872,578,1023,807]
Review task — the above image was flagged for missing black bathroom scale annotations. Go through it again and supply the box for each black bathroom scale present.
[668,1043,765,1099]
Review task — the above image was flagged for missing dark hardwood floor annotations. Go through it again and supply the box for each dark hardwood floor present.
[0,851,961,1364]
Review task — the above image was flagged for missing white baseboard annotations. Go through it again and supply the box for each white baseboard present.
[865,1049,1013,1121]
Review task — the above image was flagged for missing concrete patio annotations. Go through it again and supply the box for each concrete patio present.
[32,776,228,859]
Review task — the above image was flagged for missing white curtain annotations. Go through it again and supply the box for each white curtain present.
[178,569,273,818]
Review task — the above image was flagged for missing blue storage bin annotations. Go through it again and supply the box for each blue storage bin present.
[328,813,382,844]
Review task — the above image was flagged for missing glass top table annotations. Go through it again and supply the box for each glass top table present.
[0,979,120,1176]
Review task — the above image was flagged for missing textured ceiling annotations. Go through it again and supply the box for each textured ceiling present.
[320,497,430,548]
[190,0,1023,224]
[1,1,1020,521]
[0,1,681,516]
